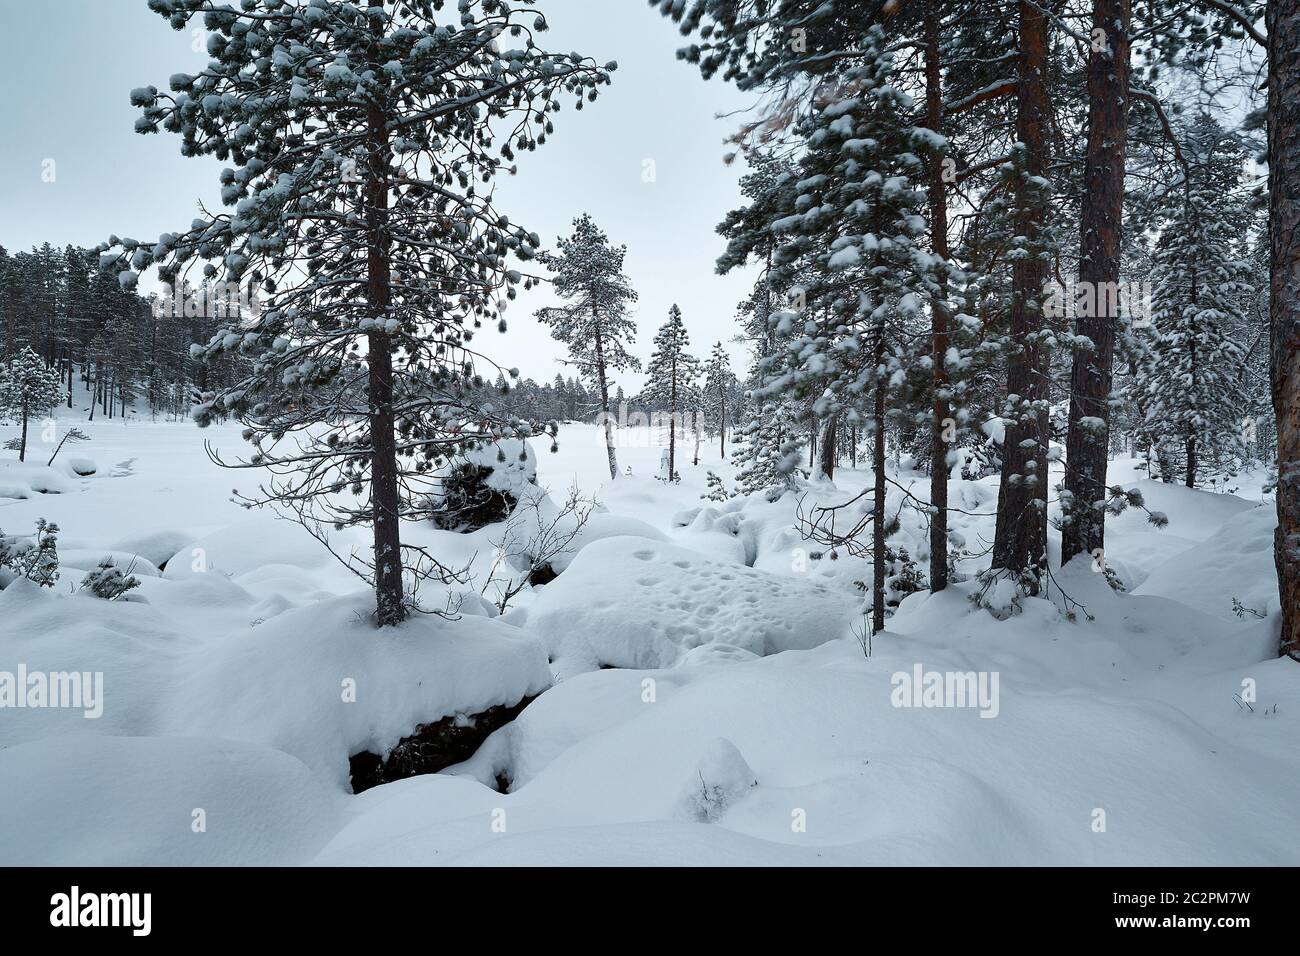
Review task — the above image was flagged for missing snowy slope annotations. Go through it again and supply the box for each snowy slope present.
[0,405,1296,866]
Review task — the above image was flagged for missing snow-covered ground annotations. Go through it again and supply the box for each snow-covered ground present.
[1,398,1295,866]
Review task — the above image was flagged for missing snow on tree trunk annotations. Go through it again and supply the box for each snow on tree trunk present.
[818,415,836,481]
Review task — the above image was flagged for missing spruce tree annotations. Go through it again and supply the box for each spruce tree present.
[0,348,65,462]
[702,341,736,459]
[1138,114,1253,488]
[641,304,698,482]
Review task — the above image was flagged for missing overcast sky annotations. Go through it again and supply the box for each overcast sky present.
[0,0,759,394]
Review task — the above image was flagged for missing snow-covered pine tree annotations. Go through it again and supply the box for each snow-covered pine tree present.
[717,152,800,363]
[701,341,737,459]
[730,399,803,498]
[1137,114,1253,488]
[98,0,612,625]
[640,304,699,482]
[535,213,640,480]
[759,25,938,631]
[701,469,728,501]
[0,347,65,462]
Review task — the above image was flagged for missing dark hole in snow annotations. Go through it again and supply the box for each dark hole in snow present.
[348,694,536,794]
[528,563,558,587]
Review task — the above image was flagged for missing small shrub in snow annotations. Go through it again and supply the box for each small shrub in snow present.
[970,567,1036,620]
[1232,597,1266,620]
[854,546,926,619]
[677,738,757,823]
[701,470,729,501]
[46,427,90,468]
[80,558,142,601]
[0,518,60,587]
[482,484,596,613]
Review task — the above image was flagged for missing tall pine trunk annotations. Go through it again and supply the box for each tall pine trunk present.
[719,390,726,459]
[18,399,28,462]
[991,0,1053,590]
[667,354,677,481]
[1062,0,1130,566]
[365,19,405,627]
[872,331,887,633]
[1268,0,1300,660]
[593,324,619,480]
[924,9,950,592]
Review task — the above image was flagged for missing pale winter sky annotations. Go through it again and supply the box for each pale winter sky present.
[0,0,760,395]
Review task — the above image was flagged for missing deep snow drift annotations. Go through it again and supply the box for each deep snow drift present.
[0,402,1295,866]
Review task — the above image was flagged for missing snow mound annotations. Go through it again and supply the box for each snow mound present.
[162,592,552,785]
[0,736,341,865]
[516,535,860,672]
[1108,479,1255,541]
[563,512,667,569]
[676,737,758,822]
[60,549,162,578]
[1133,505,1277,620]
[0,581,551,791]
[109,529,197,569]
[161,517,363,582]
[0,460,78,496]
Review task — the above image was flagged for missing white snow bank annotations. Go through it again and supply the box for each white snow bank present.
[0,581,551,789]
[60,549,162,578]
[162,593,551,786]
[161,516,365,582]
[0,736,342,865]
[507,535,860,674]
[0,460,80,498]
[1133,505,1277,621]
[108,529,197,569]
[348,632,1300,866]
